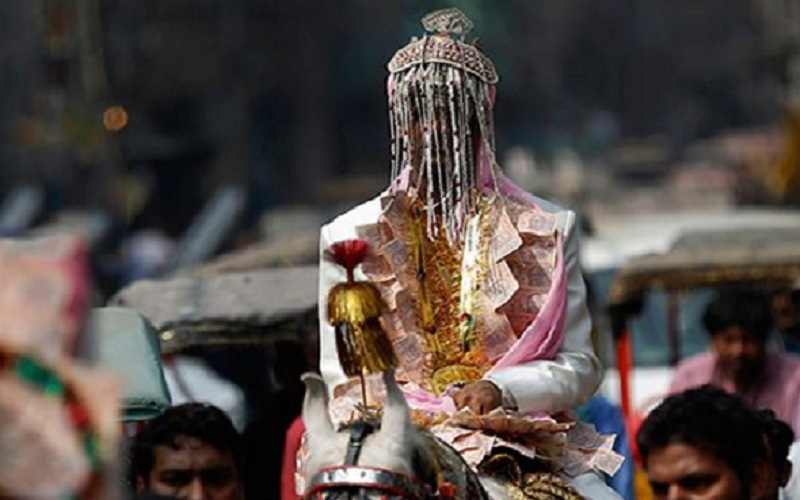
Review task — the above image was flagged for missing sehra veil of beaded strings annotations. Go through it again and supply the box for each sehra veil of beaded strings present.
[386,8,503,245]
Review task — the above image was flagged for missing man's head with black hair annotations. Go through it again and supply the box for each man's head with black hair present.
[702,288,773,340]
[131,403,244,500]
[703,288,773,389]
[637,386,770,500]
[755,409,795,497]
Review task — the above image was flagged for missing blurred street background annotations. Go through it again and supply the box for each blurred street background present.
[1,0,799,299]
[3,3,800,499]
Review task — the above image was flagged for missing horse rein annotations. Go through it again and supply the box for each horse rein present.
[304,421,437,499]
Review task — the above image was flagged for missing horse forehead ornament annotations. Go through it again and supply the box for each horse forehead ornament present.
[302,371,470,499]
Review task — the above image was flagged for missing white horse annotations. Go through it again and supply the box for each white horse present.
[300,371,624,499]
[300,369,575,499]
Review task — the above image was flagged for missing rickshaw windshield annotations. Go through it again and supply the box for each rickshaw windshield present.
[588,270,713,368]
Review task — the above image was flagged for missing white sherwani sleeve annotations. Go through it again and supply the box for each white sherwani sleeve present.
[485,210,603,414]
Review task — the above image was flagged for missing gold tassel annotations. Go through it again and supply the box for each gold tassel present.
[325,240,397,378]
[328,282,385,325]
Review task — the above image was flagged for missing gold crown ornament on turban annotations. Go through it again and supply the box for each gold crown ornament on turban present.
[325,240,397,379]
[388,8,498,84]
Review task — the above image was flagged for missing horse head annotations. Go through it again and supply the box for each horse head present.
[301,369,442,499]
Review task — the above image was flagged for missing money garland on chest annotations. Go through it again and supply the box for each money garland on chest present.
[356,192,559,396]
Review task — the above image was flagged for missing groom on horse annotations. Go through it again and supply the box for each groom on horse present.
[308,8,622,499]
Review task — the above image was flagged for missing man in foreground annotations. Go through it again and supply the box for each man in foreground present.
[131,403,245,500]
[637,386,772,500]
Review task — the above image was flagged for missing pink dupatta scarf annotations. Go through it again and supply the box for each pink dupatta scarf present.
[480,157,568,372]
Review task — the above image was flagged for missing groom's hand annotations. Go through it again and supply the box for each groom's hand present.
[452,380,503,415]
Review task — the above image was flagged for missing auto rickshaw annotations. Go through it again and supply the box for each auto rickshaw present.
[602,225,800,498]
[110,262,319,498]
[606,226,800,422]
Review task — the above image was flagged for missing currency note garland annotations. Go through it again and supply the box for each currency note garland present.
[356,192,558,398]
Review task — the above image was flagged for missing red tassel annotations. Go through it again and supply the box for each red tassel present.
[325,239,370,282]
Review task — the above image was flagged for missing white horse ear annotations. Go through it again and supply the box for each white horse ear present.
[302,372,336,442]
[380,368,411,438]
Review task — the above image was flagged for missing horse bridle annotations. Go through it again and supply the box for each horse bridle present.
[304,421,438,499]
